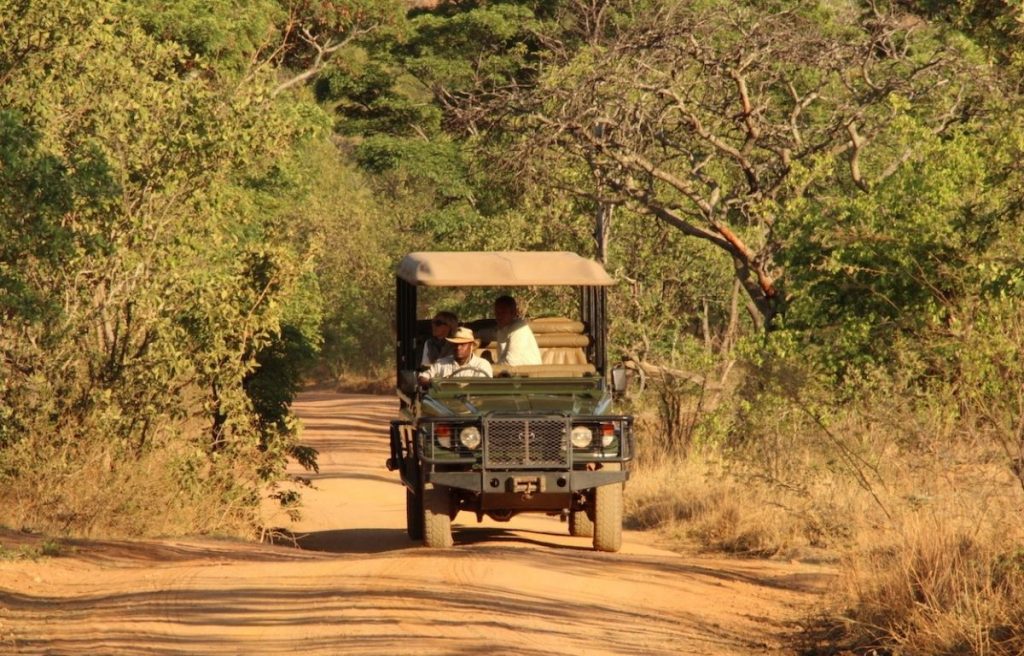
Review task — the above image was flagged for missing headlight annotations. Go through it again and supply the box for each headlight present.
[600,422,617,447]
[434,424,452,449]
[459,426,481,449]
[570,425,593,448]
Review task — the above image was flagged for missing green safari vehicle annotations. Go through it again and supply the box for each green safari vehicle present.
[387,251,634,552]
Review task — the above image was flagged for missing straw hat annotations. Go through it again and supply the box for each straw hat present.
[445,327,476,344]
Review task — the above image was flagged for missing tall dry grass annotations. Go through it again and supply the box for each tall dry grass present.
[623,373,1024,655]
[839,518,1024,655]
[626,457,832,557]
[0,413,266,538]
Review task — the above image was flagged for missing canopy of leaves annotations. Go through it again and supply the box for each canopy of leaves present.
[0,0,333,534]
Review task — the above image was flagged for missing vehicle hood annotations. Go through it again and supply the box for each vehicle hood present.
[420,392,612,417]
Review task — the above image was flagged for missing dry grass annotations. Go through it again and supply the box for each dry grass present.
[331,374,394,396]
[301,362,395,397]
[626,458,819,557]
[0,422,258,539]
[301,371,394,396]
[625,392,1024,655]
[838,518,1024,655]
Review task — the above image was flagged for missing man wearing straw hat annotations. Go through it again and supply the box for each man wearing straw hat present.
[418,327,493,385]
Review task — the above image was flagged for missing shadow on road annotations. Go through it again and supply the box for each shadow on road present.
[283,525,591,555]
[453,526,594,552]
[290,528,416,554]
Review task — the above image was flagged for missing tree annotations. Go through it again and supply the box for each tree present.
[449,1,987,330]
[272,0,406,95]
[0,0,330,534]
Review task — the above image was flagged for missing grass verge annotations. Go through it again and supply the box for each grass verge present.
[625,408,1024,654]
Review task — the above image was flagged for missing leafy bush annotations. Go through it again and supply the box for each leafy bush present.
[0,0,326,536]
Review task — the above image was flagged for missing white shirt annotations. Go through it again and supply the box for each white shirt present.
[496,319,542,366]
[421,354,493,381]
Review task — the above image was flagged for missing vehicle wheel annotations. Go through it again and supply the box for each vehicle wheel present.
[569,508,594,538]
[593,482,623,553]
[405,487,424,541]
[423,485,454,548]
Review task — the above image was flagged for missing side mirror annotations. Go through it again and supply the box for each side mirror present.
[611,365,629,396]
[611,359,645,398]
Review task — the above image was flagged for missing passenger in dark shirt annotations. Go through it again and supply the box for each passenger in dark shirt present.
[421,311,459,367]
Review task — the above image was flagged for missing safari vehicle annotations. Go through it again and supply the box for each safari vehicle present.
[387,251,634,552]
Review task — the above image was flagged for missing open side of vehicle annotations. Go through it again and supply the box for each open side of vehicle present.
[386,251,634,552]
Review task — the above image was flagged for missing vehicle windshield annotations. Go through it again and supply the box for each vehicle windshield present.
[428,377,602,395]
[423,376,610,416]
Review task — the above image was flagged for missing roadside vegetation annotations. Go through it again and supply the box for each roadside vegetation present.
[0,539,62,561]
[2,0,1023,653]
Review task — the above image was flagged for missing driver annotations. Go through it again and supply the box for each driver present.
[418,327,493,385]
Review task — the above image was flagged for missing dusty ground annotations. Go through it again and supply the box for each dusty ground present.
[0,391,833,655]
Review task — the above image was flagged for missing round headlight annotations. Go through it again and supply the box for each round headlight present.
[459,426,481,450]
[570,425,593,448]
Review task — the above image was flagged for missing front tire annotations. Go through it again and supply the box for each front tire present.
[593,483,623,552]
[569,508,594,537]
[423,485,454,548]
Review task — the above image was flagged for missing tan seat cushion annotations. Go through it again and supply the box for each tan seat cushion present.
[528,317,586,334]
[536,333,589,348]
[542,348,586,365]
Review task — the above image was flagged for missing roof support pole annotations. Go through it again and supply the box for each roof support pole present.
[396,278,417,388]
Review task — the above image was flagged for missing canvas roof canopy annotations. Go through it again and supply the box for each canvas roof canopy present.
[397,251,615,287]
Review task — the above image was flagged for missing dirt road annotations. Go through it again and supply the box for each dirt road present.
[1,391,832,654]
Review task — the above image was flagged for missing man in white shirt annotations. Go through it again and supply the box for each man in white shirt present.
[418,327,493,385]
[493,295,542,366]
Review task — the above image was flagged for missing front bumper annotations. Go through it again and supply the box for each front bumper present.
[428,467,627,494]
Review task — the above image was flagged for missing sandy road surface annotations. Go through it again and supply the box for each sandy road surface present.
[0,391,832,655]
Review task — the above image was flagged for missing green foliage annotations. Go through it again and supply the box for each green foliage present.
[779,115,1018,375]
[0,111,80,323]
[0,0,332,536]
[293,138,397,377]
[0,539,63,561]
[316,54,442,136]
[124,0,282,73]
[289,0,404,32]
[288,3,557,380]
[608,208,738,362]
[908,0,1024,75]
[403,2,542,90]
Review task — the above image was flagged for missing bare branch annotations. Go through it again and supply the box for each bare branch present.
[446,1,980,330]
[273,25,379,96]
[846,121,869,192]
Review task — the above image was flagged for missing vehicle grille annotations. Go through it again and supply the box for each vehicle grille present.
[483,418,569,468]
